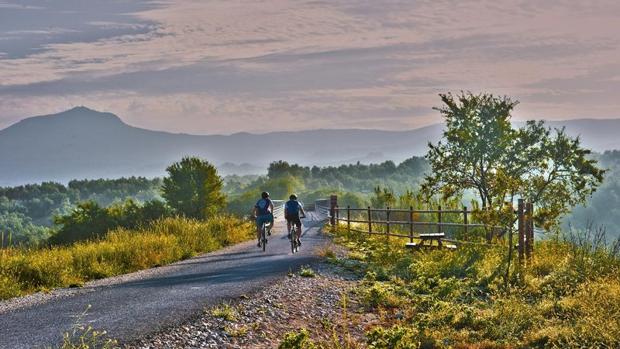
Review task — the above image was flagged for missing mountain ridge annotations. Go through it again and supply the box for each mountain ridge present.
[1,107,619,186]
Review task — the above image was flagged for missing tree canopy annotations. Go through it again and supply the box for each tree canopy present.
[422,92,605,228]
[162,157,226,219]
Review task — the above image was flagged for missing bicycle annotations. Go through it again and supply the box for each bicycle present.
[260,221,272,252]
[289,215,305,254]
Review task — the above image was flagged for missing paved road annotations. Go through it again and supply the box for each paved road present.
[0,213,328,349]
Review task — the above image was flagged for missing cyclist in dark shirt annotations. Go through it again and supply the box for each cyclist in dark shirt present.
[254,191,274,248]
[285,194,306,246]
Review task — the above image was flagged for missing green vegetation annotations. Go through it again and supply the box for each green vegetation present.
[423,92,604,229]
[324,226,620,348]
[299,265,316,278]
[51,199,172,244]
[0,216,252,300]
[226,157,429,216]
[279,328,317,349]
[211,303,239,321]
[163,157,226,219]
[52,306,117,349]
[0,177,162,246]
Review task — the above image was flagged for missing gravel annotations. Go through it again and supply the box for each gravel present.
[127,259,367,349]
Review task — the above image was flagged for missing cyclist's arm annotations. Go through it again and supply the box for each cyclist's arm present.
[300,206,306,218]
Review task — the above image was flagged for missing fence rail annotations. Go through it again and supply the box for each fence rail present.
[315,196,536,266]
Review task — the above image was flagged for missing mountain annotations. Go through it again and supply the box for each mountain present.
[1,107,619,186]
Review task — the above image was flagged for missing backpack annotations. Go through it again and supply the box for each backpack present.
[285,200,300,216]
[256,198,271,215]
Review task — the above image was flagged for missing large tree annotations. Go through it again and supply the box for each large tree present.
[162,157,226,219]
[422,92,605,228]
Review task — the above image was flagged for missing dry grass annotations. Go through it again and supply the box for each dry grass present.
[0,216,253,300]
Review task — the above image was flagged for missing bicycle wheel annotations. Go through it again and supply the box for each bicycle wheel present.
[262,224,267,252]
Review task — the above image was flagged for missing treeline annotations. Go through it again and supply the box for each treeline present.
[1,158,227,247]
[564,150,620,238]
[0,177,163,246]
[226,156,429,215]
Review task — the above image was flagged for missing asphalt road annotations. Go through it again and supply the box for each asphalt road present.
[0,212,328,349]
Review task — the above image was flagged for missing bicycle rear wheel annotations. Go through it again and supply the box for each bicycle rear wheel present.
[261,224,267,252]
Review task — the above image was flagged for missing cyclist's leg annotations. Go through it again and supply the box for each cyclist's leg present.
[256,215,266,246]
[295,216,302,242]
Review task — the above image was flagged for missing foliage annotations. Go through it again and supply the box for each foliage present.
[162,157,226,219]
[323,225,620,348]
[0,177,162,246]
[211,303,238,321]
[53,306,117,349]
[226,157,428,216]
[51,199,172,244]
[299,265,316,277]
[0,216,253,300]
[279,328,317,349]
[423,92,604,229]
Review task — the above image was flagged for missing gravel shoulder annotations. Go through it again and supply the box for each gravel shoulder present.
[127,244,377,349]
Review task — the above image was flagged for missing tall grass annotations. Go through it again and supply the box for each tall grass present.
[319,226,620,348]
[0,216,253,300]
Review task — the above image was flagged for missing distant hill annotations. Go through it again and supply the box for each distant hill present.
[0,107,619,186]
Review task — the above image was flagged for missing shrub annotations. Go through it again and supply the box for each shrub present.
[279,328,317,349]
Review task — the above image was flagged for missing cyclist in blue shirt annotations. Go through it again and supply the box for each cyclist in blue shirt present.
[285,194,306,246]
[254,191,274,248]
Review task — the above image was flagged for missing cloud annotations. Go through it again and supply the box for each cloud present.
[0,0,619,133]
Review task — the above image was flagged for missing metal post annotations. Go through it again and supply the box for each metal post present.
[347,205,351,234]
[367,206,372,234]
[518,199,525,266]
[409,206,414,244]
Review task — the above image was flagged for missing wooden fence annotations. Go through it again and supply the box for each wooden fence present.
[315,196,535,265]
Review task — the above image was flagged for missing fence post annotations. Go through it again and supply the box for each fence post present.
[367,206,372,234]
[463,206,468,238]
[409,206,414,244]
[329,195,337,227]
[386,206,391,241]
[526,202,534,262]
[518,199,525,266]
[437,205,442,235]
[347,205,351,234]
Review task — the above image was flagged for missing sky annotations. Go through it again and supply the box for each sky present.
[0,0,619,134]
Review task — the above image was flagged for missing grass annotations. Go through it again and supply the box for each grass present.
[280,226,620,348]
[299,265,316,278]
[211,303,238,321]
[0,215,253,300]
[50,305,118,349]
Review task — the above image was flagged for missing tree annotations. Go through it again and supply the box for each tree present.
[162,157,226,219]
[422,92,605,228]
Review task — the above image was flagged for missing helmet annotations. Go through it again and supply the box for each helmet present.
[261,191,270,199]
[289,194,298,200]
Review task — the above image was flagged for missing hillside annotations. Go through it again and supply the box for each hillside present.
[1,107,619,186]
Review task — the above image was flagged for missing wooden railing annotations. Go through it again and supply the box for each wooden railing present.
[315,197,536,265]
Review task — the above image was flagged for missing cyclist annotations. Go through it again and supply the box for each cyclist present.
[254,191,274,248]
[285,194,306,246]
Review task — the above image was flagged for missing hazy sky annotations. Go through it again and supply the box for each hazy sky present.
[0,0,618,134]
